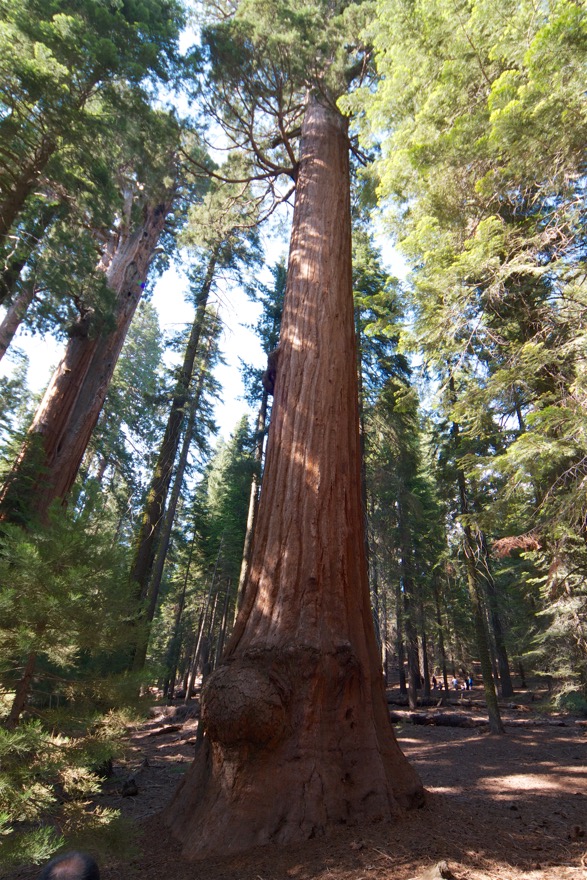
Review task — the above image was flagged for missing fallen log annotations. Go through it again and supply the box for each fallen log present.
[389,710,487,728]
[146,723,183,737]
[386,695,486,710]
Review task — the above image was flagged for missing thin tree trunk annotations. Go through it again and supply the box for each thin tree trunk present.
[403,590,420,710]
[369,496,382,652]
[129,251,218,609]
[164,530,197,700]
[132,327,216,673]
[420,599,431,698]
[447,375,504,733]
[478,533,514,697]
[213,579,232,668]
[432,577,449,692]
[235,390,268,615]
[166,96,423,860]
[183,606,206,699]
[0,196,173,524]
[185,540,223,701]
[456,465,504,734]
[396,579,408,695]
[398,496,420,710]
[356,310,372,590]
[0,284,35,361]
[381,587,389,685]
[202,591,220,681]
[5,650,38,729]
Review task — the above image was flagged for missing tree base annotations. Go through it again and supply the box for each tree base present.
[165,646,424,860]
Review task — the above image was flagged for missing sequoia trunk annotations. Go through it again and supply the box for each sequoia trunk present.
[0,136,56,243]
[0,284,35,362]
[165,96,423,859]
[0,198,172,524]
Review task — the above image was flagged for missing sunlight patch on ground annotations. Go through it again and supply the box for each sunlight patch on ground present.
[481,774,565,793]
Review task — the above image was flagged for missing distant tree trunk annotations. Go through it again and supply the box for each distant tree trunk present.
[166,97,423,860]
[403,591,420,710]
[202,591,220,682]
[129,250,217,614]
[0,136,56,244]
[184,605,206,699]
[456,464,504,734]
[213,579,232,668]
[419,600,431,698]
[381,588,389,684]
[398,495,420,709]
[132,328,216,673]
[235,391,268,614]
[432,577,449,692]
[0,196,173,525]
[369,497,382,651]
[356,312,372,588]
[5,650,38,729]
[478,533,514,697]
[396,579,408,695]
[0,285,35,361]
[185,547,222,701]
[93,456,109,486]
[446,373,504,732]
[164,530,197,701]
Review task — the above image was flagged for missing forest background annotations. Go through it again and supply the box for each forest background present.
[0,0,585,870]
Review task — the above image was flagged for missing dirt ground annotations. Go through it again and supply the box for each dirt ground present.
[14,690,587,880]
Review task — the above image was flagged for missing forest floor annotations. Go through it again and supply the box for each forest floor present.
[14,685,587,880]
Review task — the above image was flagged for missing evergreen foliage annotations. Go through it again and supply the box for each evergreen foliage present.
[347,0,587,702]
[1,0,587,861]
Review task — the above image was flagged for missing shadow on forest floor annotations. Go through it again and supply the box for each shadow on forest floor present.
[10,693,587,880]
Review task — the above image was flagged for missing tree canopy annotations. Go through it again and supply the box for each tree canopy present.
[1,0,587,870]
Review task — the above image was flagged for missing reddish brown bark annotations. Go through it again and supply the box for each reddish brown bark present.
[0,136,56,242]
[165,97,423,859]
[6,649,38,729]
[0,197,172,524]
[0,284,35,362]
[235,390,268,615]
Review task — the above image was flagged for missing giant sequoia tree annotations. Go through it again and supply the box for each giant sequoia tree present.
[0,116,180,527]
[166,0,423,857]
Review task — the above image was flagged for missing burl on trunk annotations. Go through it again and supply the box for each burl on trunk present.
[165,96,424,858]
